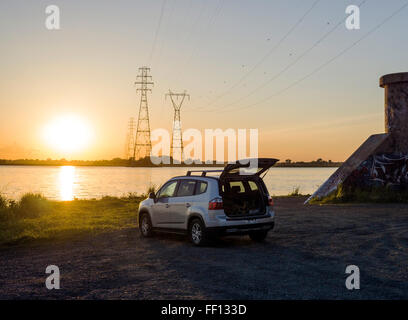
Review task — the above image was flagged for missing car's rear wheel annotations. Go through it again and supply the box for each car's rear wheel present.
[188,218,208,246]
[249,230,268,242]
[139,212,153,238]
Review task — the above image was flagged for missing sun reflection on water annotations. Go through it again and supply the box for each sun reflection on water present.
[59,166,75,200]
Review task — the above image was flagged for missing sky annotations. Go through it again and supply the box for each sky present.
[0,0,407,161]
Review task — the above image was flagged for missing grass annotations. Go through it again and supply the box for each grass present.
[309,184,408,204]
[0,193,142,246]
[272,187,309,198]
[143,184,157,197]
[288,186,303,197]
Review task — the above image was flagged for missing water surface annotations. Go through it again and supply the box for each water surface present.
[0,166,336,200]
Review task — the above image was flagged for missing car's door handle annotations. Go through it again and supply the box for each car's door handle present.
[186,203,191,208]
[165,204,170,208]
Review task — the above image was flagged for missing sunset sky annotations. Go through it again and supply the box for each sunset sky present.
[0,0,407,161]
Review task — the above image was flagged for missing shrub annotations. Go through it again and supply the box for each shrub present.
[123,192,140,200]
[288,186,302,197]
[0,194,9,221]
[15,193,50,219]
[0,194,7,210]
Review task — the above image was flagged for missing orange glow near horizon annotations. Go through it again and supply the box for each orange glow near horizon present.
[1,1,404,162]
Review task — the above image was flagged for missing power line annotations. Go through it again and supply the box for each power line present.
[194,0,321,110]
[159,0,208,86]
[155,0,177,64]
[149,0,167,63]
[214,0,408,114]
[159,0,195,86]
[194,0,368,113]
[172,0,212,85]
[186,0,225,61]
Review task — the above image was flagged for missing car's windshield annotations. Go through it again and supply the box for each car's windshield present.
[158,181,177,198]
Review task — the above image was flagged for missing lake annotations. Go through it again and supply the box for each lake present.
[0,165,336,201]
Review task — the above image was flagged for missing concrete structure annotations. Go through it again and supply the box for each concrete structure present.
[306,72,408,203]
[380,72,408,153]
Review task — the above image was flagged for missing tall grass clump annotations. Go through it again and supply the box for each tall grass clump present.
[0,194,10,221]
[0,194,7,210]
[288,186,302,197]
[15,193,50,219]
[0,192,50,225]
[310,184,408,204]
[123,192,141,200]
[143,184,157,197]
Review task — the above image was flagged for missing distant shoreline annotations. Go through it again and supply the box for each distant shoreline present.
[0,159,342,168]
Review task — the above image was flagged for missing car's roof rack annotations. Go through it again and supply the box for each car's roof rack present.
[186,169,223,177]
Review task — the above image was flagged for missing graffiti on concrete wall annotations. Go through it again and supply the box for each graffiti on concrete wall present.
[344,153,408,189]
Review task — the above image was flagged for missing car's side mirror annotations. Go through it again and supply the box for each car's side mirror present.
[148,192,156,199]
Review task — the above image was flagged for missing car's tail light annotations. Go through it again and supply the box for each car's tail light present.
[208,197,223,210]
[268,196,274,207]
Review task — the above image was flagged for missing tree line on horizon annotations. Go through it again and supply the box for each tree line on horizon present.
[0,157,342,167]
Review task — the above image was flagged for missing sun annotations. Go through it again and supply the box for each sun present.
[43,115,92,153]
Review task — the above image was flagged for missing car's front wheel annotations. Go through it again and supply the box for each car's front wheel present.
[139,212,154,238]
[188,218,208,246]
[249,230,268,242]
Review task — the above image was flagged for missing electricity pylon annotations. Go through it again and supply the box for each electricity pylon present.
[165,90,190,163]
[134,67,154,160]
[125,117,136,160]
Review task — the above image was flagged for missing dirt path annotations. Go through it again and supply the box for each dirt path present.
[1,197,407,299]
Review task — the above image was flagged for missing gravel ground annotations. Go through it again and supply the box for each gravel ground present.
[1,196,407,299]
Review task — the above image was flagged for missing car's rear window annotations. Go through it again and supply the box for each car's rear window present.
[195,181,208,195]
[228,181,245,193]
[248,180,258,191]
[221,179,263,194]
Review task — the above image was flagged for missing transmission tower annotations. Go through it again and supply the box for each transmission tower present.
[165,90,190,163]
[125,117,136,160]
[133,67,154,160]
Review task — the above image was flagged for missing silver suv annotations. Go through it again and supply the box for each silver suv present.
[138,158,278,246]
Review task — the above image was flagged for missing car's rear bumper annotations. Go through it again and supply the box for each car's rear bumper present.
[206,221,274,236]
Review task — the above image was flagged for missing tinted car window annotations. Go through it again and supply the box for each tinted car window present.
[229,181,245,193]
[158,181,178,198]
[176,180,196,197]
[195,181,208,195]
